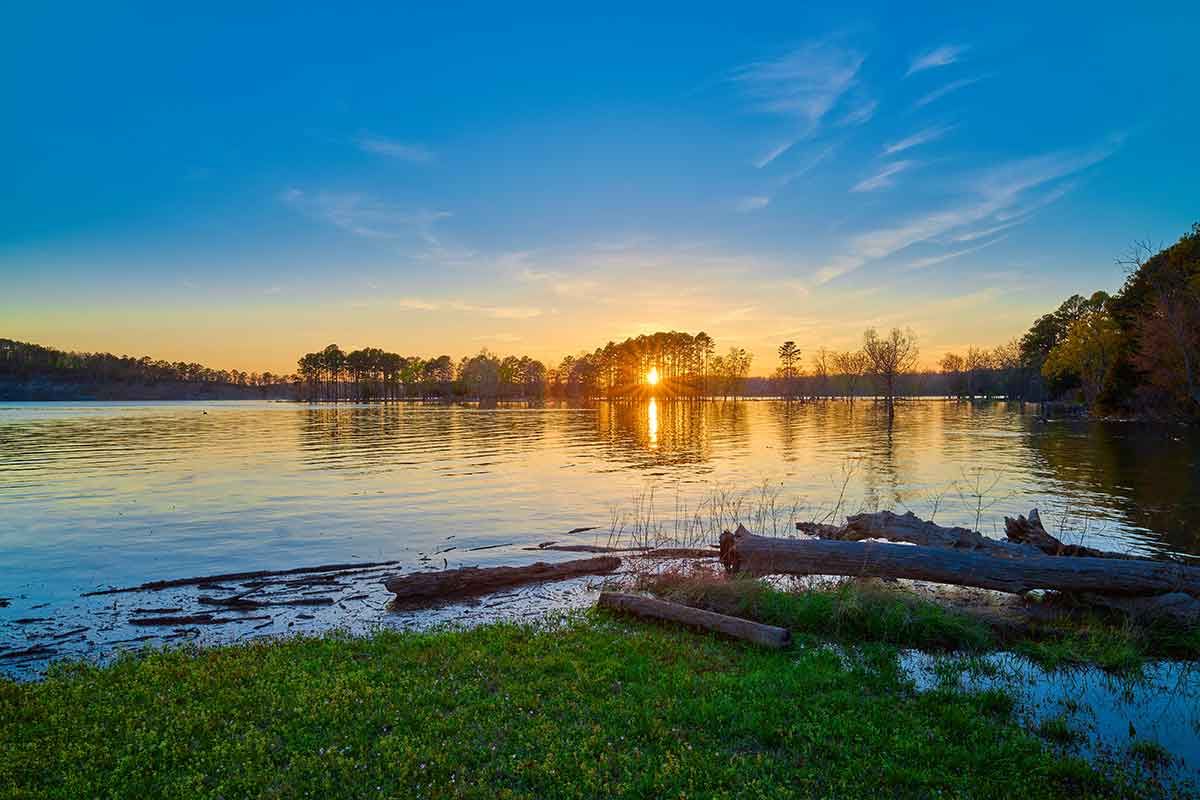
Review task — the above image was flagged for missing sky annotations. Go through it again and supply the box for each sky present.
[2,2,1198,374]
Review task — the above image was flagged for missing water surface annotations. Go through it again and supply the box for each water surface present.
[2,399,1198,674]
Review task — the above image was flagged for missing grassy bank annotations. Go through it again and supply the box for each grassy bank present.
[638,569,1200,673]
[0,612,1182,799]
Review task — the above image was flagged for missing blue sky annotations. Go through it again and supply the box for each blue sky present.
[2,2,1197,372]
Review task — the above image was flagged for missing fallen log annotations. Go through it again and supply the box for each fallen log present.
[382,556,620,606]
[799,511,1028,558]
[1003,509,1135,559]
[720,525,1200,598]
[597,591,791,649]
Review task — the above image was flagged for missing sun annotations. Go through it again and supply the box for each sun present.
[646,366,659,386]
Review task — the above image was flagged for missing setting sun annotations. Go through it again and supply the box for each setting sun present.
[646,366,659,386]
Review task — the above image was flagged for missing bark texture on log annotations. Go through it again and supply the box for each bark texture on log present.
[720,526,1200,598]
[1003,509,1134,559]
[382,557,620,605]
[598,591,791,649]
[799,511,1028,558]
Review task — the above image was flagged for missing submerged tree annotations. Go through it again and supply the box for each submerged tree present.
[775,341,801,399]
[862,327,919,419]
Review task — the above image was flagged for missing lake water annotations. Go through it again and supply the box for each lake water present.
[2,399,1199,676]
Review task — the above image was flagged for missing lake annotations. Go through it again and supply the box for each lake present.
[2,399,1199,675]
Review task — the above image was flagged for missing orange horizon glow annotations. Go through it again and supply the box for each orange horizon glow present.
[647,366,660,386]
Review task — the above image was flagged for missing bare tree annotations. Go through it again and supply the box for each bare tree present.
[862,328,919,419]
[811,347,831,400]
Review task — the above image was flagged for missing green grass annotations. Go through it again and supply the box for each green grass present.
[1036,715,1080,745]
[1015,615,1200,674]
[639,572,995,651]
[1129,739,1175,768]
[0,614,1173,799]
[639,570,1200,674]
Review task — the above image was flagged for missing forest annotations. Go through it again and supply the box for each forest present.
[0,339,294,400]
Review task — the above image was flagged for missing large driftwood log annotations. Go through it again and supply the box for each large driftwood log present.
[798,511,1028,557]
[382,557,620,605]
[598,591,791,649]
[720,525,1200,598]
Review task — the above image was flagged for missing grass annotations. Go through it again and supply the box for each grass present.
[1036,715,1080,745]
[637,565,1200,674]
[0,614,1175,800]
[1015,614,1200,674]
[638,568,995,652]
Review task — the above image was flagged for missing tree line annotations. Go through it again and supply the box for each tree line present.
[550,331,753,399]
[294,344,547,402]
[0,338,293,390]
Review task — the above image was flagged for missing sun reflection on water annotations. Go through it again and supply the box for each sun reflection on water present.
[647,397,658,448]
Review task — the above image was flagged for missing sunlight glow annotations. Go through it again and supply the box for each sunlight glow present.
[647,397,658,448]
[646,366,659,385]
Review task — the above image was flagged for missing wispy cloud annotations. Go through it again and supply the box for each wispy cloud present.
[883,124,955,156]
[356,135,434,163]
[952,220,1022,243]
[775,145,836,186]
[902,235,1008,271]
[394,296,542,319]
[811,136,1121,284]
[839,98,878,126]
[906,44,969,77]
[754,139,797,169]
[851,161,916,192]
[518,267,599,297]
[915,75,986,107]
[282,189,449,241]
[735,39,864,132]
[736,195,771,212]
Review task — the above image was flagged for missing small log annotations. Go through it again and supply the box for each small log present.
[382,556,620,606]
[1004,509,1135,559]
[598,591,791,649]
[721,525,1200,598]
